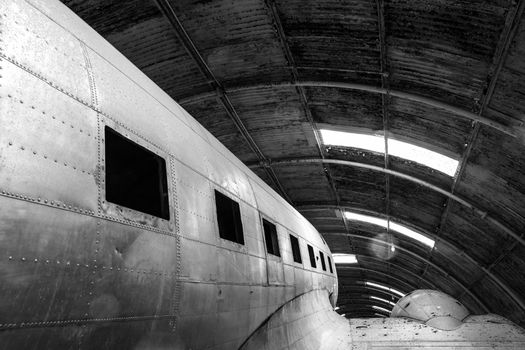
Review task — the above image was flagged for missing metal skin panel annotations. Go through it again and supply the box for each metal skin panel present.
[0,319,181,350]
[241,202,266,257]
[0,190,96,326]
[0,63,98,212]
[175,161,216,244]
[266,255,285,286]
[0,0,91,104]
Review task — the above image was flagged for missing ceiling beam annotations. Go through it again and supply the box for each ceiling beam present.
[327,232,489,313]
[153,0,292,203]
[310,205,525,313]
[375,0,392,282]
[448,0,525,299]
[249,157,525,248]
[353,254,437,289]
[423,0,525,305]
[178,80,520,137]
[263,0,360,265]
[338,285,402,301]
[337,302,392,312]
[336,266,420,292]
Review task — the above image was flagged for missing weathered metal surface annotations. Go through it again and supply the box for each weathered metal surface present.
[0,1,339,349]
[33,0,525,328]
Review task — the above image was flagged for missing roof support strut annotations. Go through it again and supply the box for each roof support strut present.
[178,80,520,137]
[153,0,292,203]
[248,158,525,249]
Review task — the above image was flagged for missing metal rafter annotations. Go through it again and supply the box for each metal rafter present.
[354,254,437,289]
[337,267,420,292]
[178,80,521,137]
[153,0,292,203]
[327,232,490,312]
[263,0,360,264]
[337,299,393,309]
[248,158,525,247]
[306,204,525,312]
[423,0,525,287]
[375,0,393,291]
[338,286,402,301]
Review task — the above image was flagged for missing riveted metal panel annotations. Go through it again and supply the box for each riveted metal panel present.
[217,248,251,284]
[178,281,217,317]
[94,220,178,276]
[267,255,285,286]
[0,318,180,350]
[85,220,179,320]
[0,63,98,211]
[217,284,251,313]
[179,237,217,282]
[177,313,220,349]
[239,201,264,251]
[284,263,295,286]
[0,197,96,324]
[0,0,91,104]
[175,161,215,243]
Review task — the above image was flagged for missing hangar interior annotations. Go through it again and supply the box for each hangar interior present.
[59,0,525,327]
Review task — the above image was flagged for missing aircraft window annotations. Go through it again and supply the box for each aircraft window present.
[104,126,169,220]
[215,190,244,245]
[289,234,302,263]
[320,251,327,271]
[307,244,316,268]
[328,256,333,273]
[263,218,280,257]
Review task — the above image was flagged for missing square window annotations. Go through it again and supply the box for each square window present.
[215,190,244,245]
[328,256,333,273]
[105,126,169,220]
[319,251,327,271]
[289,234,302,263]
[307,244,316,268]
[263,219,280,257]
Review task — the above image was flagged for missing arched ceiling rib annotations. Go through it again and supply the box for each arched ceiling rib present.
[179,81,521,137]
[60,0,525,323]
[249,157,525,246]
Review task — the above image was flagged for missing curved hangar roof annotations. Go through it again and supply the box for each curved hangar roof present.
[60,0,525,325]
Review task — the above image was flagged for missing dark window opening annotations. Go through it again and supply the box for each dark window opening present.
[307,244,316,268]
[289,234,302,263]
[104,126,169,220]
[263,218,280,256]
[328,256,333,273]
[215,190,244,245]
[320,251,327,271]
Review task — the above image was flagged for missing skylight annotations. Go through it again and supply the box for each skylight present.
[332,253,358,264]
[370,296,396,307]
[344,211,435,248]
[319,129,458,176]
[372,305,391,314]
[365,281,406,297]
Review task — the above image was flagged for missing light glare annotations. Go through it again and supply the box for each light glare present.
[372,305,391,314]
[320,129,458,176]
[332,253,358,264]
[344,211,435,248]
[365,281,406,297]
[370,295,396,306]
